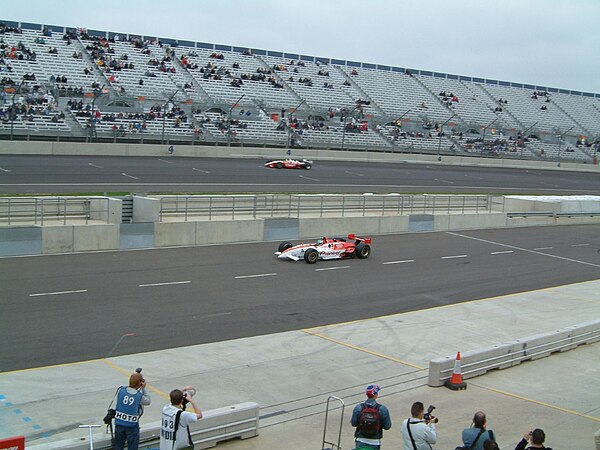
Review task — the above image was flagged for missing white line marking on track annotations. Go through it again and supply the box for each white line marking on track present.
[88,163,104,168]
[121,173,140,180]
[299,175,319,181]
[0,166,12,172]
[434,178,455,184]
[29,289,87,297]
[533,247,553,250]
[158,159,173,164]
[192,168,210,174]
[441,254,468,259]
[139,281,191,287]
[382,259,415,265]
[315,266,350,271]
[491,250,514,255]
[235,273,277,279]
[345,170,364,177]
[447,232,600,268]
[572,243,590,247]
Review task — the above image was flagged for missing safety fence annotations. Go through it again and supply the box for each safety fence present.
[158,194,495,221]
[0,197,111,226]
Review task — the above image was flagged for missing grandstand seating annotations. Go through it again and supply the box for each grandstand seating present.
[1,20,598,162]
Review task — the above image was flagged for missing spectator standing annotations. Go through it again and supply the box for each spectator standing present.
[160,387,203,450]
[400,401,437,450]
[350,384,392,449]
[462,411,496,450]
[113,372,151,450]
[514,429,553,450]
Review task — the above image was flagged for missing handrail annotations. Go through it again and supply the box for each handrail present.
[158,194,493,221]
[0,197,109,226]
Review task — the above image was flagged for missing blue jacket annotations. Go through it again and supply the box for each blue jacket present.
[350,398,392,439]
[462,427,494,450]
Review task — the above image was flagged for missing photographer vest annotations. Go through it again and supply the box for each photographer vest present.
[114,387,143,428]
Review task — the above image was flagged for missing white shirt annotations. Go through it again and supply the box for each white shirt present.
[160,404,198,450]
[401,418,437,450]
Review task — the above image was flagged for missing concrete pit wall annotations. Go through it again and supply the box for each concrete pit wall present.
[0,141,599,173]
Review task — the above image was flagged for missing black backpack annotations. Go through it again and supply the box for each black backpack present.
[358,403,381,437]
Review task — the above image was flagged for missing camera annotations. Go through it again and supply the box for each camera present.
[424,405,439,423]
[182,387,196,406]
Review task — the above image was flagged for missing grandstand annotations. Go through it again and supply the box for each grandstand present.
[1,20,599,162]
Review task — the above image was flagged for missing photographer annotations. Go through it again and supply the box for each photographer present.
[514,428,553,450]
[113,371,151,450]
[401,402,437,450]
[160,387,203,450]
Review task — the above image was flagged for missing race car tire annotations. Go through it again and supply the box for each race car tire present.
[303,163,312,170]
[276,162,283,169]
[355,242,371,259]
[304,248,319,264]
[278,241,293,253]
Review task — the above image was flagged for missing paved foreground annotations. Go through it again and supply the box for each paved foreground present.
[1,280,599,449]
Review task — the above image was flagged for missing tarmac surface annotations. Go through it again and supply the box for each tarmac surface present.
[1,155,599,194]
[1,279,599,450]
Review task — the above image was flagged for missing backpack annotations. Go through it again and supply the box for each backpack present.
[358,403,381,437]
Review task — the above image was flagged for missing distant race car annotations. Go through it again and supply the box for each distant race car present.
[275,234,372,264]
[265,158,312,170]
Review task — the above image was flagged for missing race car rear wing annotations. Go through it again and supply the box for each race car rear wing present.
[347,233,372,244]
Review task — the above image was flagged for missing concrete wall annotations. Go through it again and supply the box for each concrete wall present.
[133,196,160,222]
[1,141,598,173]
[89,197,122,224]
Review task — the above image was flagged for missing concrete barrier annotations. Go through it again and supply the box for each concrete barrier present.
[27,402,259,450]
[1,141,599,173]
[428,320,600,386]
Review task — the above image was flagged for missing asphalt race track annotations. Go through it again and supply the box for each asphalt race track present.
[0,155,599,194]
[1,224,599,371]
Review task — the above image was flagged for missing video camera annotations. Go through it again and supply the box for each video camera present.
[424,405,439,423]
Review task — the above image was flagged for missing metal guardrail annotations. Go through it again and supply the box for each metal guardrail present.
[507,211,600,218]
[0,197,110,226]
[158,194,493,221]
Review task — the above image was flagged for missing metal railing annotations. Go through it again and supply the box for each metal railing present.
[0,197,109,226]
[158,194,494,221]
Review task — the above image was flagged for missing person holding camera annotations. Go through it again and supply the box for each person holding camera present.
[350,384,392,449]
[113,371,151,450]
[160,387,203,450]
[514,428,553,450]
[461,411,496,450]
[401,401,437,450]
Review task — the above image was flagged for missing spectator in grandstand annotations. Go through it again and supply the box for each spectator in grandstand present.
[514,428,552,450]
[350,384,391,449]
[113,371,151,450]
[461,411,496,450]
[160,387,202,450]
[400,401,436,450]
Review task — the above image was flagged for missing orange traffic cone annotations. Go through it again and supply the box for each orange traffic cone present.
[445,352,467,390]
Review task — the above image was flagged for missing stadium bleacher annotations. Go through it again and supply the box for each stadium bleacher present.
[1,20,599,161]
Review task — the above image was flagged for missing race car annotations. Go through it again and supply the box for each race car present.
[265,158,312,170]
[275,234,372,264]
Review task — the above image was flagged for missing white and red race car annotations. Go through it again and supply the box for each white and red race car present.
[265,158,312,170]
[275,234,372,264]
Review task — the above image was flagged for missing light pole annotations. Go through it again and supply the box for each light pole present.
[88,84,105,142]
[520,121,538,159]
[480,117,499,158]
[436,112,456,161]
[161,89,181,145]
[10,80,25,141]
[286,98,306,155]
[557,125,574,167]
[227,93,245,147]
